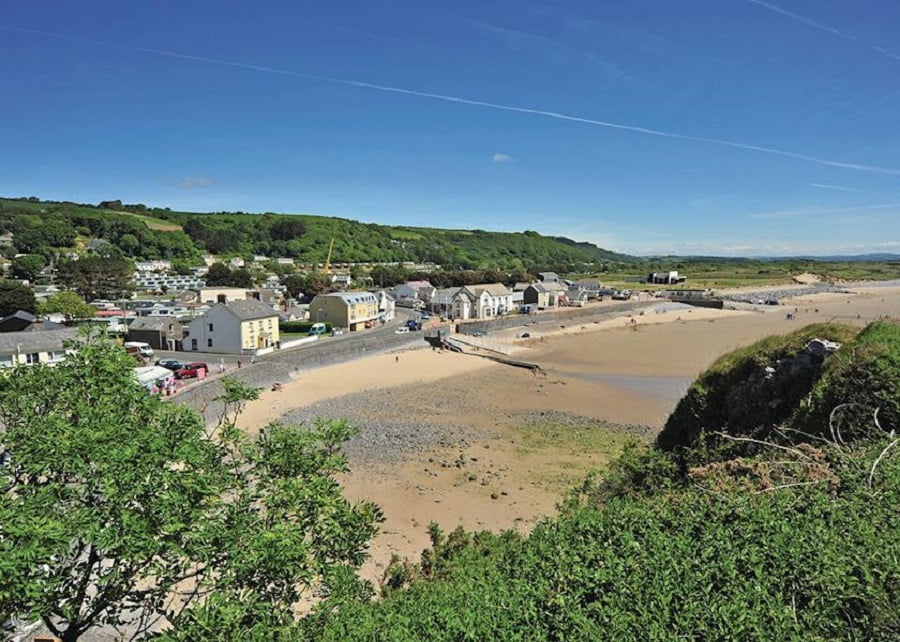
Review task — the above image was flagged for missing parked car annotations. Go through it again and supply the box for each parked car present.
[394,326,410,334]
[156,359,185,371]
[175,362,209,379]
[471,330,485,337]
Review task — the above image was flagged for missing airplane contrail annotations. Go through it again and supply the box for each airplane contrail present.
[4,24,900,176]
[745,0,900,61]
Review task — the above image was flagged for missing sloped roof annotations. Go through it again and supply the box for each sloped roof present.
[129,317,182,331]
[223,299,279,321]
[468,283,511,297]
[0,310,37,324]
[431,287,465,304]
[541,281,569,292]
[0,328,80,354]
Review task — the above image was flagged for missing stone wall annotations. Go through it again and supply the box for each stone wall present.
[457,300,658,335]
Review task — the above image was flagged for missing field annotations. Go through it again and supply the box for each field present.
[116,211,183,231]
[593,258,900,290]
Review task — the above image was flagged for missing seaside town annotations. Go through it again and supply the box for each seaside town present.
[3,232,898,640]
[0,247,695,387]
[4,1,900,640]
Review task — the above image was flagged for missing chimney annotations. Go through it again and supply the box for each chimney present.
[217,294,227,304]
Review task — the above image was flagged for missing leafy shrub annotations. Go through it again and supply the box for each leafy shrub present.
[658,323,859,451]
[280,321,332,333]
[797,320,900,440]
[308,438,900,641]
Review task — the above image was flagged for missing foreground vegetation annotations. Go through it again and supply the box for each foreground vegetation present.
[0,337,380,641]
[299,322,900,641]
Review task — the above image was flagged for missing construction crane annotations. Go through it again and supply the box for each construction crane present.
[323,237,335,274]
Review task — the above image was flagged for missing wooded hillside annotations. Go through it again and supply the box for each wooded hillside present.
[0,197,630,271]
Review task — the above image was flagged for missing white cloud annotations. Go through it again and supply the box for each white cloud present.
[179,176,217,189]
[492,153,513,164]
[809,183,869,193]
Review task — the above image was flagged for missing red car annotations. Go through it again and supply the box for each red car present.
[175,362,209,379]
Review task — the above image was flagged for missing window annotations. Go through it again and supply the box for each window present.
[208,323,214,332]
[207,339,213,348]
[26,353,40,365]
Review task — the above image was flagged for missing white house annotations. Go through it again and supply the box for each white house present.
[185,299,280,354]
[462,283,513,318]
[404,280,437,303]
[0,328,79,368]
[374,290,396,322]
[430,287,471,320]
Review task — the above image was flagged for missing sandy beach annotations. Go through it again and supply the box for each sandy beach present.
[235,284,900,585]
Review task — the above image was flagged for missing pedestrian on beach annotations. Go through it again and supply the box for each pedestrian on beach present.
[395,355,399,363]
[237,359,242,369]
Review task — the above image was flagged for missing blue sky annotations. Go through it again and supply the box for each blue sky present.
[2,0,899,256]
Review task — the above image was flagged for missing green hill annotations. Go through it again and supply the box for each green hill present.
[0,196,632,271]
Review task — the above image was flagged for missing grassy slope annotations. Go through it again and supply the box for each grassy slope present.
[115,211,182,231]
[302,321,900,641]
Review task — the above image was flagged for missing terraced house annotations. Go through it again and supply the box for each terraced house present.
[310,291,380,331]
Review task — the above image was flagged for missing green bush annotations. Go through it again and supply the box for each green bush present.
[797,320,900,439]
[658,323,859,452]
[308,439,900,641]
[280,321,332,334]
[301,320,900,641]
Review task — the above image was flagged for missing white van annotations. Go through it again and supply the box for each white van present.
[124,341,155,358]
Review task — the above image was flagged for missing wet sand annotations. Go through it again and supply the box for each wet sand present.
[236,285,899,585]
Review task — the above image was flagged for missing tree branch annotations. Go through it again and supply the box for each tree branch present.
[868,438,899,489]
[713,432,814,461]
[754,480,825,494]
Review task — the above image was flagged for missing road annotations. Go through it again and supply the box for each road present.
[169,309,427,419]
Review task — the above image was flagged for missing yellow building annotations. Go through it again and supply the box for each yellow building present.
[309,291,380,331]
